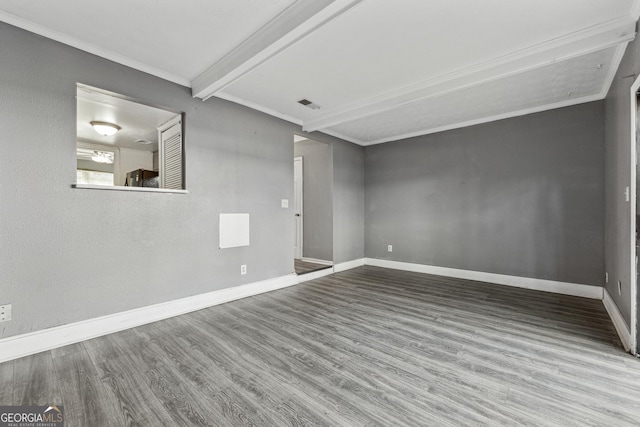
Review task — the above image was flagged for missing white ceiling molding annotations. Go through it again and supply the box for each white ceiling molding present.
[308,127,362,145]
[191,0,363,100]
[360,93,605,146]
[303,16,636,134]
[0,10,190,87]
[213,92,303,126]
[214,91,362,145]
[1,1,636,147]
[328,46,616,144]
[215,93,364,145]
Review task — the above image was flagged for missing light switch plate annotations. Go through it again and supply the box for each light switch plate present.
[281,199,289,208]
[388,245,393,252]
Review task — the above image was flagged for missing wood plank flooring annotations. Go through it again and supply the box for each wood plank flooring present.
[294,259,332,275]
[2,265,640,426]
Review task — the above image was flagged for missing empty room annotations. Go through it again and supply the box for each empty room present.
[2,1,640,425]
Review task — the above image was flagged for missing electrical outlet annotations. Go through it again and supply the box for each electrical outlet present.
[605,272,608,283]
[281,199,289,208]
[241,264,247,275]
[618,280,622,295]
[388,245,393,252]
[0,304,12,322]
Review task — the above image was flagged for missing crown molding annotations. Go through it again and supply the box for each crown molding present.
[359,93,604,146]
[192,0,363,100]
[311,127,363,145]
[304,16,636,133]
[216,91,606,147]
[0,11,190,87]
[215,92,366,145]
[214,92,303,125]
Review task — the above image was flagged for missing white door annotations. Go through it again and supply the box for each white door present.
[294,157,303,259]
[158,116,183,189]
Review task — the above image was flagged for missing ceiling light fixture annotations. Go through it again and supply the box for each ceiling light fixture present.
[91,150,114,164]
[90,121,121,136]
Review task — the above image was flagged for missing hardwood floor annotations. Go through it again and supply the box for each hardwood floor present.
[2,265,640,426]
[294,259,332,275]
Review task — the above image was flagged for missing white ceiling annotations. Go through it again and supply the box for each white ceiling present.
[0,0,296,84]
[2,0,639,145]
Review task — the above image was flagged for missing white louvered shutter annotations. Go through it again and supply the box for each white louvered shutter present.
[159,117,183,189]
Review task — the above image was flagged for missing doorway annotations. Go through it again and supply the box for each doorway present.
[293,134,334,275]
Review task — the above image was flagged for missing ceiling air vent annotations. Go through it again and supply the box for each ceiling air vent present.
[297,99,321,110]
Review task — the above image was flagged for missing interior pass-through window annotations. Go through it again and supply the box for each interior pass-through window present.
[75,84,185,190]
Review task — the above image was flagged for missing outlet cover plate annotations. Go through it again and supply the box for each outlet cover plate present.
[0,304,12,322]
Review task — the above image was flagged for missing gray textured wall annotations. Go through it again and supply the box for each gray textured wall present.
[604,37,640,331]
[0,22,363,339]
[294,139,333,261]
[365,102,605,286]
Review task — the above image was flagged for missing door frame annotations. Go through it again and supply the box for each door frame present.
[294,156,303,259]
[629,75,639,354]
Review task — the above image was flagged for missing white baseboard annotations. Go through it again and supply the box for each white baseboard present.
[0,257,369,363]
[334,258,365,273]
[364,258,603,300]
[0,256,608,363]
[297,266,335,282]
[300,257,333,266]
[603,288,632,352]
[0,274,299,364]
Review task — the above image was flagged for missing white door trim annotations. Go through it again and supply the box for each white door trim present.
[294,156,303,259]
[629,75,640,354]
[158,115,183,189]
[603,288,633,351]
